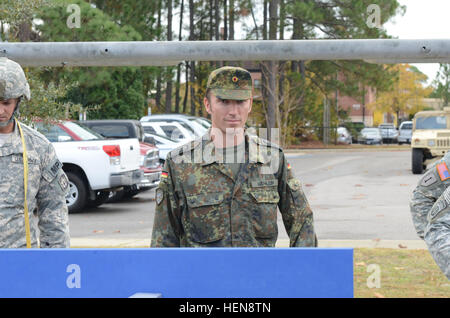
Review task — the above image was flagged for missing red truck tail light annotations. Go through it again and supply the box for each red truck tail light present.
[103,145,121,165]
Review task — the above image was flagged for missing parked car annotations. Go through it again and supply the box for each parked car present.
[378,123,398,144]
[35,121,142,213]
[343,122,365,143]
[357,128,383,145]
[140,114,209,137]
[81,120,162,199]
[141,121,195,144]
[397,121,413,145]
[337,127,352,144]
[145,133,184,163]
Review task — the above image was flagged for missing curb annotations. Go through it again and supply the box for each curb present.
[70,238,427,249]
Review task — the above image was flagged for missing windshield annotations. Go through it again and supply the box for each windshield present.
[416,116,447,130]
[64,121,104,140]
[362,129,379,135]
[401,123,412,130]
[36,121,104,141]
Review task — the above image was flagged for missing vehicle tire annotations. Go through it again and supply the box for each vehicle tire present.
[412,148,425,174]
[65,172,88,213]
[86,190,110,208]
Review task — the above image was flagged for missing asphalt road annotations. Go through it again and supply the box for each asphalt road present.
[68,148,423,244]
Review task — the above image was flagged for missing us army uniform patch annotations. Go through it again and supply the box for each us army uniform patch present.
[421,172,437,187]
[156,188,164,205]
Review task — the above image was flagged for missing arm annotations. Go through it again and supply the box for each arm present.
[36,143,70,248]
[423,187,450,279]
[410,160,448,239]
[277,153,317,247]
[151,157,183,247]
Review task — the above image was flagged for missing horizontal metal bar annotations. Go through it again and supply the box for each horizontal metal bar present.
[0,39,449,67]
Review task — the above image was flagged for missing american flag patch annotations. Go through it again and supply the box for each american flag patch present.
[436,162,450,181]
[287,163,291,170]
[161,171,168,178]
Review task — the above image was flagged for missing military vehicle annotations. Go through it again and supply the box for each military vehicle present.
[411,107,450,174]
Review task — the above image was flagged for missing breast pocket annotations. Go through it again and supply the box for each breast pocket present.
[185,192,225,243]
[1,154,40,207]
[248,179,279,239]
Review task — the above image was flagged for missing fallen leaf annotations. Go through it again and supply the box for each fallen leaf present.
[398,244,407,249]
[374,292,385,298]
[355,262,366,266]
[373,238,381,242]
[93,230,104,234]
[305,184,314,187]
[400,184,409,186]
[113,230,120,233]
[394,267,405,270]
[376,214,384,217]
[354,184,363,187]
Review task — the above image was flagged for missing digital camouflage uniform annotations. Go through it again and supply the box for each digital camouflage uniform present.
[410,153,450,279]
[0,57,70,248]
[151,66,317,247]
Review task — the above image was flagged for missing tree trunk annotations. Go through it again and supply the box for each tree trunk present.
[266,0,279,136]
[223,0,228,40]
[189,0,196,116]
[155,0,162,111]
[175,0,184,113]
[165,0,173,113]
[229,0,234,40]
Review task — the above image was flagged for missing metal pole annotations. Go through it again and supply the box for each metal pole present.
[1,39,450,67]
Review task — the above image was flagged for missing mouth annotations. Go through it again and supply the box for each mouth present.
[225,119,241,123]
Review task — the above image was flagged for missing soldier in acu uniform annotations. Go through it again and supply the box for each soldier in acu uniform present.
[0,57,70,248]
[151,66,317,248]
[410,153,450,279]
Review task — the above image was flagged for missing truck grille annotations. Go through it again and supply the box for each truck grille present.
[144,149,160,169]
[437,139,450,147]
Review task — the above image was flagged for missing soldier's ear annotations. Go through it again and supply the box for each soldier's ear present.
[204,97,212,115]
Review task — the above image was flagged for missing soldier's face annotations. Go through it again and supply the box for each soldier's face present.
[0,98,17,124]
[204,93,252,133]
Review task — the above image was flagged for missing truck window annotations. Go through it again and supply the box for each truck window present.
[416,116,447,130]
[90,124,130,139]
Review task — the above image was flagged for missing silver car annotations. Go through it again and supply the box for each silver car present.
[357,128,383,145]
[397,121,412,144]
[378,123,398,144]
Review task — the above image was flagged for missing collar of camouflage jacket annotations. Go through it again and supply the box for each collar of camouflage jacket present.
[197,128,274,166]
[0,120,23,157]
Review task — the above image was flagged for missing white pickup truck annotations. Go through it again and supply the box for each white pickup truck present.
[36,121,142,213]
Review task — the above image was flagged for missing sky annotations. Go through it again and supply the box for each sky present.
[384,0,450,85]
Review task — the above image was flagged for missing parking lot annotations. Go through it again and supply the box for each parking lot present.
[68,147,424,247]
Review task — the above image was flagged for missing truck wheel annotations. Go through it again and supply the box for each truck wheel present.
[65,172,88,213]
[412,148,425,174]
[86,191,110,208]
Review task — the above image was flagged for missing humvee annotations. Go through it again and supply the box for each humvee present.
[411,107,450,174]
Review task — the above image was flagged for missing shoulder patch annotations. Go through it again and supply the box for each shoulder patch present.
[421,171,438,187]
[155,188,164,205]
[436,162,450,181]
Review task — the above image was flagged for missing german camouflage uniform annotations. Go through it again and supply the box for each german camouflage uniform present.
[410,153,450,279]
[151,130,317,247]
[0,120,70,248]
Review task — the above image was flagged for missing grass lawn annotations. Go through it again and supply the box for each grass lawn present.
[354,248,449,298]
